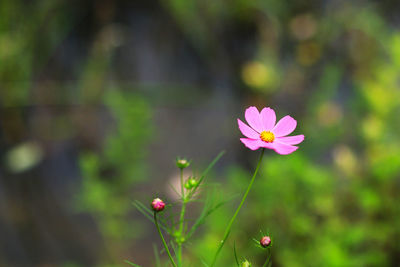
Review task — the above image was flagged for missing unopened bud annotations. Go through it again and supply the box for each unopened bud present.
[184,177,198,189]
[260,236,271,248]
[151,198,165,212]
[241,260,251,267]
[176,157,190,169]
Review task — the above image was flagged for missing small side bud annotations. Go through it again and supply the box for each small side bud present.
[260,236,271,248]
[151,198,165,212]
[176,157,190,169]
[241,260,251,267]
[184,177,198,189]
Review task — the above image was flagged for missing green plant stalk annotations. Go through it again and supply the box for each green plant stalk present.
[180,168,184,200]
[177,201,187,266]
[210,148,265,267]
[177,168,186,266]
[154,212,177,267]
[262,250,272,267]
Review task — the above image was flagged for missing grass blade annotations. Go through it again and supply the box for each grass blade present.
[187,151,225,199]
[133,200,168,231]
[124,260,142,267]
[233,242,240,267]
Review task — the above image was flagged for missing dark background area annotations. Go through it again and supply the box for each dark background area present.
[1,0,400,266]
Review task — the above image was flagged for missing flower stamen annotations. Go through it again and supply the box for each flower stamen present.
[260,131,275,143]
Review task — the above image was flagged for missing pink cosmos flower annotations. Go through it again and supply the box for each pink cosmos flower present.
[238,106,304,155]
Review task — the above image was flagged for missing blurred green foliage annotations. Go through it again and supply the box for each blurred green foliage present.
[78,91,152,263]
[0,0,73,105]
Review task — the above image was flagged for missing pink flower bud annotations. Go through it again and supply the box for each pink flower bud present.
[151,198,165,212]
[260,236,271,248]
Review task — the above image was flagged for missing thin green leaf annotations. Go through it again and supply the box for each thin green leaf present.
[187,151,225,199]
[186,189,235,239]
[200,257,210,267]
[169,240,178,258]
[262,248,272,267]
[168,181,181,199]
[186,200,226,239]
[133,200,168,231]
[133,200,154,217]
[124,260,142,267]
[153,244,161,267]
[233,242,240,267]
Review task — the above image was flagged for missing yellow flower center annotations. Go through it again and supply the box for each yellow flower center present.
[260,131,275,143]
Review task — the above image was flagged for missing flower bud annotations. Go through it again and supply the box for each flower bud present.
[151,198,165,212]
[184,177,198,189]
[176,157,190,169]
[260,236,271,248]
[241,260,251,267]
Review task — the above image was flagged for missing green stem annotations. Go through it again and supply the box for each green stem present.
[180,168,184,199]
[154,212,177,267]
[177,168,186,266]
[177,201,187,266]
[262,250,272,267]
[210,148,265,267]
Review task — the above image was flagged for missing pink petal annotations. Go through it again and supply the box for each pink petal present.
[272,115,297,137]
[240,138,263,150]
[237,119,260,139]
[259,141,274,149]
[275,135,304,145]
[272,142,298,155]
[260,107,276,131]
[245,106,263,133]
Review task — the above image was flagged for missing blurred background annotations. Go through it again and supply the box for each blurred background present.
[1,0,400,266]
